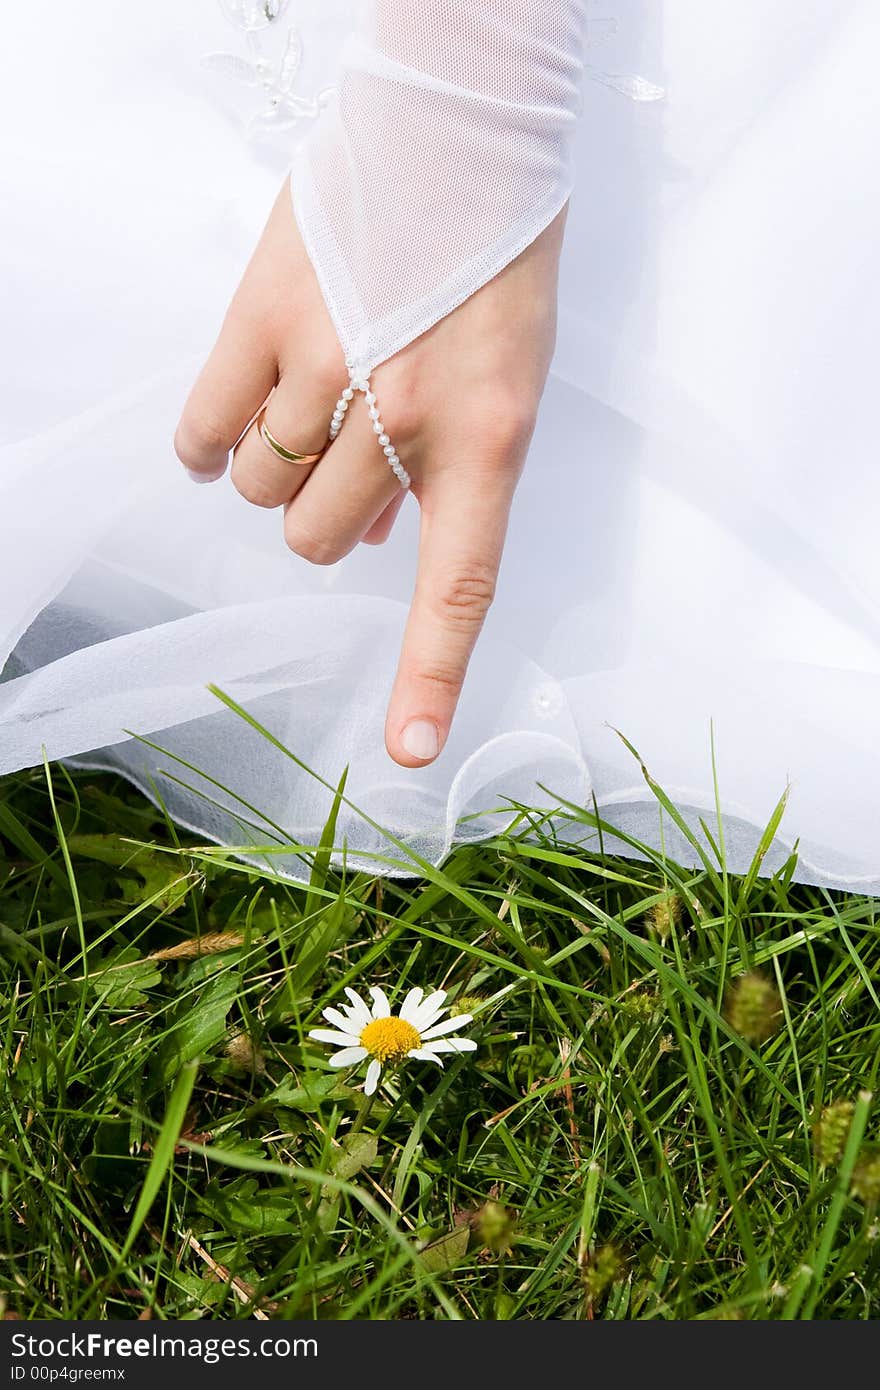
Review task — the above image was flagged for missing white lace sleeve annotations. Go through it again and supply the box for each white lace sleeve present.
[290,0,588,378]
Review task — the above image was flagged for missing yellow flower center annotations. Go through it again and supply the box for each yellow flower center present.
[359,1016,421,1064]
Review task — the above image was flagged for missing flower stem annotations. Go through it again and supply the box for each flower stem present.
[350,1091,376,1135]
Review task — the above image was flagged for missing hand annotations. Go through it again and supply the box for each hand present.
[174,181,566,767]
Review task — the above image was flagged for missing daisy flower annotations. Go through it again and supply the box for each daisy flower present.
[309,984,477,1096]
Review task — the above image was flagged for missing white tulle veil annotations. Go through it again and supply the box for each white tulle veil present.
[2,1,879,892]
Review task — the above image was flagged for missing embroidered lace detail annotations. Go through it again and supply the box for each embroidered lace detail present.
[585,5,665,103]
[203,0,334,140]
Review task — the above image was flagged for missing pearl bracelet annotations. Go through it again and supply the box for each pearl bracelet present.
[329,362,411,490]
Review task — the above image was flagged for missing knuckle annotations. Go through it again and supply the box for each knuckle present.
[312,347,347,399]
[374,363,422,443]
[284,517,342,566]
[281,334,346,399]
[485,392,537,455]
[412,657,464,695]
[431,565,497,624]
[379,393,420,446]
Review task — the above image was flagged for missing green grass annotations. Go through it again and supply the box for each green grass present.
[1,753,879,1321]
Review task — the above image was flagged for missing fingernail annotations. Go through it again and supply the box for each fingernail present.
[400,719,440,762]
[185,468,224,485]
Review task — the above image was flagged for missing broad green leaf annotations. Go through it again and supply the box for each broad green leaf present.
[330,1132,378,1182]
[419,1226,470,1274]
[201,1177,299,1237]
[82,1117,139,1193]
[269,1073,357,1112]
[156,968,241,1085]
[318,1132,379,1233]
[88,947,162,1010]
[173,1272,226,1309]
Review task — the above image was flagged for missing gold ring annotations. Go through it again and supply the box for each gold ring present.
[257,407,325,466]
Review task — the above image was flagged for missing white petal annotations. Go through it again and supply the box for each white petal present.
[369,986,390,1019]
[412,1008,450,1035]
[343,988,373,1027]
[399,987,424,1023]
[420,1038,478,1054]
[327,1047,368,1067]
[412,1009,445,1036]
[411,989,446,1028]
[407,1048,444,1066]
[364,1059,382,1095]
[411,1012,447,1038]
[421,1015,472,1040]
[322,1006,358,1033]
[309,1028,360,1047]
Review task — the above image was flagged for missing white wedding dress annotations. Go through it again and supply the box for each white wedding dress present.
[2,1,879,892]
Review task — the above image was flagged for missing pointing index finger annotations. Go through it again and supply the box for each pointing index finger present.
[384,466,517,766]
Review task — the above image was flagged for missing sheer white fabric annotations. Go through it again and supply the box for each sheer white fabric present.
[291,0,587,373]
[2,1,880,893]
